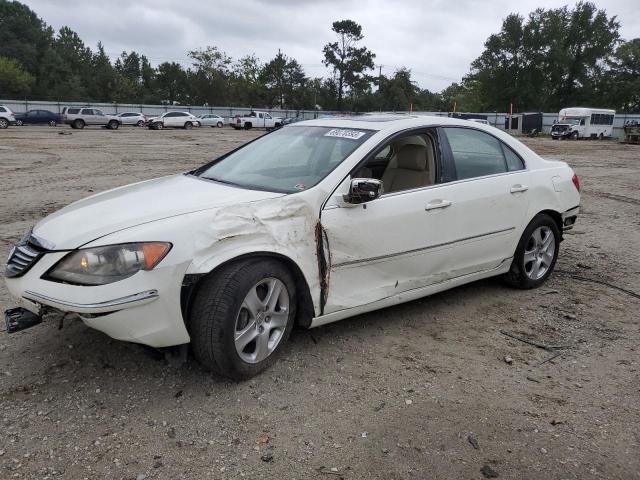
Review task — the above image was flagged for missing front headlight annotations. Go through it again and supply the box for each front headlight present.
[45,242,171,286]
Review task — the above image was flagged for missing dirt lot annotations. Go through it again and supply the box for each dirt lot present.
[0,125,638,480]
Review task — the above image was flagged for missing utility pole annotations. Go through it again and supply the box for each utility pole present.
[378,65,383,112]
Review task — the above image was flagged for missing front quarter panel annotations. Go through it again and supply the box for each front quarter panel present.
[86,194,324,317]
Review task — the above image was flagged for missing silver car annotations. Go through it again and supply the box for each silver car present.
[116,112,147,127]
[197,114,226,128]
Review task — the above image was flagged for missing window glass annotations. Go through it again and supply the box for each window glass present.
[502,145,525,171]
[94,109,104,116]
[0,107,6,112]
[444,128,507,180]
[82,109,94,115]
[196,126,373,193]
[68,108,80,114]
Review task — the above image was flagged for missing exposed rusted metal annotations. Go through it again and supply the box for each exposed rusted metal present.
[315,221,330,315]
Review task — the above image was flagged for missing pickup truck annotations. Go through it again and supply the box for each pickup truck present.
[232,111,282,130]
[62,107,121,129]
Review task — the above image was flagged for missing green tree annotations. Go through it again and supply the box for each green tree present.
[188,46,232,105]
[0,56,35,95]
[155,62,189,104]
[0,0,52,74]
[607,38,640,112]
[260,50,306,108]
[323,19,375,110]
[470,2,620,111]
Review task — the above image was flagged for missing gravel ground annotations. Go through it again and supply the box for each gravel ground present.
[0,126,639,480]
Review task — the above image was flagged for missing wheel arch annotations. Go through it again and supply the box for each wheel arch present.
[534,209,563,240]
[181,251,315,331]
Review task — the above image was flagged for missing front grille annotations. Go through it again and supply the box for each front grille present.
[5,241,44,278]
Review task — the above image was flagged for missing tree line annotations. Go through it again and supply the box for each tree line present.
[0,0,638,113]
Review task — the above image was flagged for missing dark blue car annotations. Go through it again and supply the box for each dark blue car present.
[14,109,61,126]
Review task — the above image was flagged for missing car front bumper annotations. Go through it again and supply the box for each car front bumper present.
[4,251,191,347]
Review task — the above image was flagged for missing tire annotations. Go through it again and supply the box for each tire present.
[190,258,296,380]
[152,122,163,130]
[504,214,560,289]
[217,121,223,128]
[136,120,145,127]
[244,122,252,130]
[598,133,604,140]
[184,121,193,130]
[73,119,85,129]
[551,136,558,140]
[0,118,8,129]
[48,120,57,127]
[15,120,23,126]
[108,120,119,130]
[571,131,578,140]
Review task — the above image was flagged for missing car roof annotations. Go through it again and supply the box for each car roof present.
[293,114,494,133]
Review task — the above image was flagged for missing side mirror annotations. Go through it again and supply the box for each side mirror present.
[344,178,383,204]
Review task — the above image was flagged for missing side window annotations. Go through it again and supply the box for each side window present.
[265,113,272,119]
[502,145,525,171]
[82,109,94,115]
[0,107,6,112]
[68,108,80,114]
[94,109,104,116]
[444,128,509,180]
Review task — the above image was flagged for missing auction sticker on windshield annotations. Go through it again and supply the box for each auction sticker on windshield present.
[324,129,367,140]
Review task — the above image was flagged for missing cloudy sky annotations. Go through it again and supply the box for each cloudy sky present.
[22,0,640,92]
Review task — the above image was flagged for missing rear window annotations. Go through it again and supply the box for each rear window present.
[0,107,6,112]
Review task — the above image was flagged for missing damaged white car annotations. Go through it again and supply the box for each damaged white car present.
[4,116,580,379]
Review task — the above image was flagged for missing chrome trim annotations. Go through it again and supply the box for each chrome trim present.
[333,227,515,268]
[22,289,159,314]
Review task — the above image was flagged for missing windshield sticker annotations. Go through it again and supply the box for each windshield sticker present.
[294,183,307,190]
[324,129,367,140]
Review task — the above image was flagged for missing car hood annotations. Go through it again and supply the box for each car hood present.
[34,174,284,249]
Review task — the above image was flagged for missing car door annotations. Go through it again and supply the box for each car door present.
[321,128,459,313]
[435,126,530,277]
[80,108,95,125]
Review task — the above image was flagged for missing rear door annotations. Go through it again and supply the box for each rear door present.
[436,126,530,274]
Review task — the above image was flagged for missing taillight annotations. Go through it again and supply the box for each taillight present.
[572,173,580,192]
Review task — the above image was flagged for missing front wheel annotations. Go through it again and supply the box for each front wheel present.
[108,120,119,130]
[217,121,223,128]
[190,259,296,380]
[15,120,23,126]
[48,120,57,127]
[571,131,579,140]
[184,121,193,130]
[504,214,560,289]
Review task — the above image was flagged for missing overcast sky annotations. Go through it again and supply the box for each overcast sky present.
[22,0,640,92]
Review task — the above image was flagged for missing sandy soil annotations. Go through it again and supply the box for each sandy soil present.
[0,126,638,480]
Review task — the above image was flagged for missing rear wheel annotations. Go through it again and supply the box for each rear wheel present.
[73,119,85,129]
[244,122,252,130]
[48,120,57,127]
[598,133,604,140]
[15,120,23,126]
[190,259,296,380]
[136,120,145,127]
[0,118,8,129]
[504,214,560,289]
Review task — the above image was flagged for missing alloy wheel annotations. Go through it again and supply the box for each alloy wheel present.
[523,226,555,280]
[234,278,289,364]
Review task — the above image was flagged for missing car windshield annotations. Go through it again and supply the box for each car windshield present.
[194,126,374,193]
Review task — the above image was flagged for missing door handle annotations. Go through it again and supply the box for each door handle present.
[425,199,452,211]
[510,184,529,193]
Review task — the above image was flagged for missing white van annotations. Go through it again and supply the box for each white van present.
[551,107,615,140]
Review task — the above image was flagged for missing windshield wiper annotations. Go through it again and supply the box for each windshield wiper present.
[201,175,243,187]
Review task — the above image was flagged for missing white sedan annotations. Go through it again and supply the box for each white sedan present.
[197,114,227,128]
[4,116,580,379]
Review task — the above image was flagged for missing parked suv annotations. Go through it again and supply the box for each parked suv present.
[116,112,147,127]
[147,111,200,130]
[62,107,121,129]
[0,105,16,129]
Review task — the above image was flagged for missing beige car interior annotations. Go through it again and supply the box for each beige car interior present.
[353,134,437,193]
